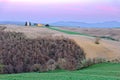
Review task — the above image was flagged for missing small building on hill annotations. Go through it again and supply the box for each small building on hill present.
[34,23,44,27]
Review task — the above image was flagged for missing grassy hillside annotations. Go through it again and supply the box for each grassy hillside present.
[47,27,119,41]
[59,27,120,41]
[0,63,120,80]
[47,27,92,37]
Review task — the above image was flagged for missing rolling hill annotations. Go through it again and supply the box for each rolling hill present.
[51,21,120,28]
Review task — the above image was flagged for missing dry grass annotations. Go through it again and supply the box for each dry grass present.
[70,35,120,61]
[4,26,65,39]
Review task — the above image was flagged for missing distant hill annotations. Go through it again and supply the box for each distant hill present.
[51,21,120,28]
[0,21,25,26]
[1,21,120,28]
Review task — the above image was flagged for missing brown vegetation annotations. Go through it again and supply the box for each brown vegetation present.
[80,58,106,68]
[95,37,100,44]
[0,31,85,74]
[0,26,6,31]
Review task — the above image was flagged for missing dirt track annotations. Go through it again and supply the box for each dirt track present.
[4,25,120,60]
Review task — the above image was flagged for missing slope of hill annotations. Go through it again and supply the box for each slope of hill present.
[47,27,120,60]
[4,25,120,61]
[60,27,120,41]
[70,35,120,60]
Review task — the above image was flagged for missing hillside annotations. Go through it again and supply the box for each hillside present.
[3,25,120,61]
[60,27,120,41]
[0,25,86,73]
[70,35,120,60]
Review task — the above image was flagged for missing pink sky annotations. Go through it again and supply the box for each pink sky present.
[0,0,120,23]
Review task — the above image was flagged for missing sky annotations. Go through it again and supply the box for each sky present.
[0,0,120,23]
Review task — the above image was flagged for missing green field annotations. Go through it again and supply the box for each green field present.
[47,27,119,41]
[0,63,120,80]
[47,27,92,37]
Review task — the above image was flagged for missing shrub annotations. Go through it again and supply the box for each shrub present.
[0,31,85,74]
[111,58,120,63]
[100,36,119,41]
[57,58,67,70]
[81,58,106,69]
[0,64,4,74]
[30,64,41,72]
[95,37,100,44]
[45,24,50,27]
[46,59,56,71]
